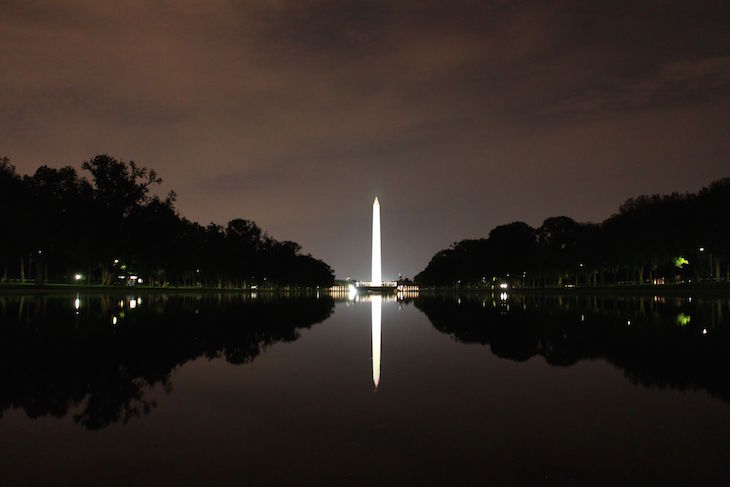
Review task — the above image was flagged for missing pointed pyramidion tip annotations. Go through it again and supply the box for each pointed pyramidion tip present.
[374,196,380,205]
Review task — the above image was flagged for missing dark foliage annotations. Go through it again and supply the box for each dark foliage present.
[0,155,334,288]
[415,178,730,287]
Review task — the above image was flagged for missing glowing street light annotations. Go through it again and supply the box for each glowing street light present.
[74,273,82,281]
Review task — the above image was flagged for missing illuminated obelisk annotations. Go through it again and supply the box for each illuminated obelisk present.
[372,197,382,286]
[372,295,382,389]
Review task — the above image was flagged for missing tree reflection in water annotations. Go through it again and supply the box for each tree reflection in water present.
[0,293,334,430]
[416,293,730,402]
[4,291,729,432]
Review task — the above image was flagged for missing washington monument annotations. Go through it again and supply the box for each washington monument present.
[372,197,381,286]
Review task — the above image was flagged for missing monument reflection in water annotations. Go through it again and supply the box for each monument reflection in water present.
[3,292,730,484]
[371,295,381,389]
[366,291,419,390]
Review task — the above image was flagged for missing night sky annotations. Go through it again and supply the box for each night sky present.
[2,1,729,279]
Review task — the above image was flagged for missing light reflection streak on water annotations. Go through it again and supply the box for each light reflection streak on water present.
[372,295,381,389]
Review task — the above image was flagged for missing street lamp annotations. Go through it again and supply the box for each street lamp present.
[699,247,714,280]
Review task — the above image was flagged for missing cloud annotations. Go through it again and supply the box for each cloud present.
[1,0,728,277]
[194,166,284,193]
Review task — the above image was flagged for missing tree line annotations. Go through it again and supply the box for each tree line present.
[0,154,334,288]
[415,177,730,288]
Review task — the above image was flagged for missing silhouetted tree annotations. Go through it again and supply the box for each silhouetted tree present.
[416,178,730,287]
[1,154,334,288]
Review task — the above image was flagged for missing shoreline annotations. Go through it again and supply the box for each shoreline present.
[0,284,321,295]
[419,282,730,297]
[3,282,730,297]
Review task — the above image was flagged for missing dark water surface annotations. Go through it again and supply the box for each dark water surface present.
[1,291,730,485]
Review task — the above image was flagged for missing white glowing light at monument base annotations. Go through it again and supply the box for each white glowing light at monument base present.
[372,295,382,389]
[372,197,382,286]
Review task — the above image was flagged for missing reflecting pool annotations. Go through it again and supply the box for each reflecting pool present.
[1,291,730,484]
